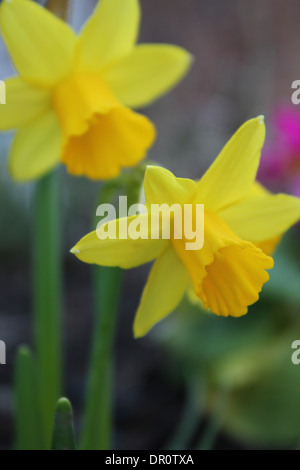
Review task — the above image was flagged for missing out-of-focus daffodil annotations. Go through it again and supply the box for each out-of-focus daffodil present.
[0,0,192,181]
[71,117,300,337]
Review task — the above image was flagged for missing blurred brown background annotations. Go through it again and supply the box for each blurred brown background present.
[1,0,300,449]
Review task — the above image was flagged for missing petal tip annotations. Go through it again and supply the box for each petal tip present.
[133,316,149,339]
[186,52,195,66]
[144,163,159,178]
[145,163,156,172]
[133,324,142,339]
[1,0,22,14]
[70,247,80,255]
[257,115,265,124]
[133,326,146,339]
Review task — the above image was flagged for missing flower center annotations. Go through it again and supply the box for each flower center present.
[172,210,274,317]
[52,72,155,179]
[52,73,120,137]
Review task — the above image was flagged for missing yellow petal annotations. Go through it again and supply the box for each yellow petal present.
[245,181,271,198]
[77,0,140,72]
[133,245,189,338]
[222,182,282,255]
[219,182,281,255]
[9,110,61,181]
[62,106,155,180]
[71,215,168,268]
[219,192,300,242]
[102,44,193,108]
[0,0,77,86]
[0,77,50,130]
[195,116,266,211]
[144,166,196,205]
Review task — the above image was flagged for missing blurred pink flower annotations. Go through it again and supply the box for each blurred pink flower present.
[258,105,300,197]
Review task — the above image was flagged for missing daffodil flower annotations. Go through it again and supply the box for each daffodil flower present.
[0,0,192,181]
[71,117,300,337]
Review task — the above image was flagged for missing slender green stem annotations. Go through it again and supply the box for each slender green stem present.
[197,387,230,450]
[165,378,205,450]
[80,169,145,450]
[33,171,62,448]
[14,346,43,450]
[81,266,122,450]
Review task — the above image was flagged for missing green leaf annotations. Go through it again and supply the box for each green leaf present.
[14,346,43,450]
[33,170,63,447]
[156,297,300,447]
[51,398,76,451]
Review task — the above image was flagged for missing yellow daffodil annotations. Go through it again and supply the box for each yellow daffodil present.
[0,0,192,181]
[71,117,300,337]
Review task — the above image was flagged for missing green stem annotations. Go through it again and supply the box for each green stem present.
[80,169,145,450]
[33,170,62,448]
[14,346,43,450]
[81,266,122,450]
[87,181,127,450]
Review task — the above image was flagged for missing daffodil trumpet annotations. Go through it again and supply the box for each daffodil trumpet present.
[72,116,300,338]
[0,0,192,182]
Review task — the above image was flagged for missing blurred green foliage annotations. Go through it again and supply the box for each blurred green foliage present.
[155,231,300,448]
